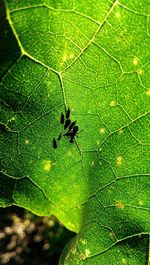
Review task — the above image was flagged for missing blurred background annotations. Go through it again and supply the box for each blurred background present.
[0,207,75,265]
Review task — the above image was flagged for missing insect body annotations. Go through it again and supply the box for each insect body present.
[64,119,71,129]
[72,125,79,135]
[52,108,79,148]
[58,133,62,141]
[66,108,70,119]
[68,121,76,131]
[60,113,65,124]
[69,136,74,143]
[69,126,79,143]
[52,138,57,149]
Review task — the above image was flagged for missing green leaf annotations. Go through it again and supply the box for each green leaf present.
[0,0,150,264]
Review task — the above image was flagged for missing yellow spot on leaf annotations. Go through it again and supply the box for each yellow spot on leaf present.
[70,53,75,59]
[79,254,85,260]
[8,116,16,123]
[91,161,95,166]
[85,249,91,257]
[118,128,123,134]
[25,139,30,145]
[138,199,144,206]
[79,249,91,260]
[60,48,74,66]
[100,128,105,134]
[115,201,125,209]
[67,222,75,230]
[121,258,127,264]
[133,57,139,65]
[116,155,123,166]
[137,69,143,75]
[63,52,67,62]
[115,12,121,18]
[43,160,52,172]
[80,239,86,245]
[109,231,116,239]
[146,89,150,96]
[110,100,116,107]
[67,150,73,156]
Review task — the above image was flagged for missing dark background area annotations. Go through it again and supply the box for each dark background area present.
[0,206,75,265]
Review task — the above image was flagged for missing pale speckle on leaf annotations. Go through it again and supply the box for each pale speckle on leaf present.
[43,160,52,172]
[25,139,30,145]
[116,155,123,166]
[97,140,100,145]
[80,238,86,245]
[133,57,139,65]
[91,161,95,166]
[121,257,127,264]
[138,199,144,206]
[85,249,91,257]
[67,150,73,156]
[146,89,150,96]
[137,69,143,75]
[115,12,121,18]
[118,128,123,134]
[115,201,125,209]
[70,53,75,59]
[110,100,116,107]
[100,128,105,134]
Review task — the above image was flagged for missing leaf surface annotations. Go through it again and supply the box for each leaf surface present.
[0,0,150,264]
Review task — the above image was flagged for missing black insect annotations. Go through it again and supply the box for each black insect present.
[60,113,65,124]
[58,133,62,141]
[52,138,57,149]
[72,125,79,136]
[52,108,79,148]
[64,119,71,129]
[66,108,70,119]
[68,121,76,131]
[69,136,74,143]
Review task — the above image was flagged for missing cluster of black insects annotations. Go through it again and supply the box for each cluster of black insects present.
[52,108,79,149]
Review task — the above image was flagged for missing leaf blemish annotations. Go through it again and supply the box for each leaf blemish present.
[100,128,105,134]
[43,160,52,172]
[118,128,123,134]
[146,89,150,96]
[138,199,144,206]
[85,249,91,257]
[133,57,139,65]
[121,258,127,264]
[137,69,143,75]
[115,12,121,18]
[91,161,95,166]
[115,201,124,209]
[79,249,91,260]
[109,231,116,239]
[116,155,123,166]
[80,239,86,245]
[25,139,30,144]
[110,100,116,107]
[97,140,100,145]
